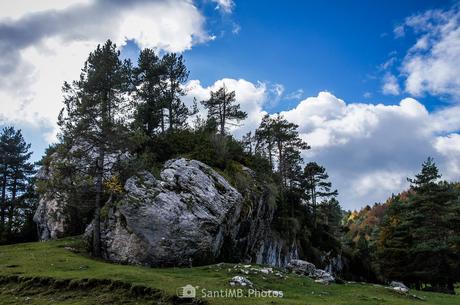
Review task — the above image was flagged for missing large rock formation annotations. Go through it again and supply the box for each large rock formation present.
[92,158,299,267]
[36,157,300,267]
[33,160,68,240]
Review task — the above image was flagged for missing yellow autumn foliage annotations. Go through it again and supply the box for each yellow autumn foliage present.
[104,175,124,194]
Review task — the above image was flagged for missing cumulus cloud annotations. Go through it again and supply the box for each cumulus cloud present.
[398,5,460,99]
[0,0,214,140]
[279,91,460,209]
[185,78,267,137]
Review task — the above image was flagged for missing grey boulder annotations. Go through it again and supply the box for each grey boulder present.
[98,158,243,266]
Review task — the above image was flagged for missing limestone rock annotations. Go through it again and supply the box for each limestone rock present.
[229,276,253,287]
[99,159,243,266]
[287,259,335,284]
[390,281,409,293]
[33,196,66,240]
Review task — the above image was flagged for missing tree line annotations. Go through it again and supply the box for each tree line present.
[343,158,460,294]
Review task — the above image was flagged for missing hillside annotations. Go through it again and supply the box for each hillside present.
[1,237,459,305]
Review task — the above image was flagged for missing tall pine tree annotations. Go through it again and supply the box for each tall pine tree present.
[133,48,164,136]
[301,162,338,227]
[0,126,35,242]
[58,40,132,256]
[201,85,247,135]
[160,53,191,131]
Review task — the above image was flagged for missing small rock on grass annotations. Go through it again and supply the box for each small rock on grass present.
[229,276,253,287]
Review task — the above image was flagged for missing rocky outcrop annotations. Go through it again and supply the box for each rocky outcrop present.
[323,252,345,276]
[35,155,300,267]
[98,159,243,266]
[96,158,299,267]
[390,281,409,293]
[287,259,335,284]
[33,196,66,240]
[34,145,130,241]
[33,161,68,240]
[229,276,253,287]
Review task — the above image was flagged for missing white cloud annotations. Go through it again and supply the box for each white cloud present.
[271,83,285,97]
[434,134,460,179]
[363,92,372,98]
[398,5,460,99]
[0,0,215,141]
[185,78,267,137]
[393,25,405,38]
[278,91,460,209]
[212,0,235,13]
[0,0,91,20]
[382,73,401,95]
[285,89,304,100]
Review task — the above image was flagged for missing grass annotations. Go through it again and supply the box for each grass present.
[0,237,459,305]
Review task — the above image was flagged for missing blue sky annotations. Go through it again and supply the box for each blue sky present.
[122,0,451,112]
[1,0,460,209]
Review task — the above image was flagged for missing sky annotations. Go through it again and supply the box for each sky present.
[1,0,460,210]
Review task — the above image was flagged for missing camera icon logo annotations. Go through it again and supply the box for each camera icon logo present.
[176,284,197,298]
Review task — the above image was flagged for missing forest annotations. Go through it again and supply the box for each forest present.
[1,40,459,295]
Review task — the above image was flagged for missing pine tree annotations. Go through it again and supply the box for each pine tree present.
[255,114,275,169]
[241,131,254,154]
[133,48,164,136]
[302,162,338,227]
[271,114,309,187]
[201,85,247,135]
[255,114,309,186]
[405,158,459,293]
[160,53,190,130]
[0,127,35,242]
[58,40,132,256]
[376,158,460,293]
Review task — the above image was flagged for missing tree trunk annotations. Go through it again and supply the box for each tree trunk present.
[160,108,165,133]
[168,86,174,131]
[277,142,284,187]
[93,151,104,257]
[7,176,17,237]
[220,91,226,135]
[0,170,7,233]
[168,106,173,130]
[312,179,317,228]
[268,142,273,170]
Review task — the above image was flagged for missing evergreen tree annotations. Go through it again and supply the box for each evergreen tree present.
[375,195,413,283]
[133,48,164,136]
[0,126,35,242]
[255,114,275,169]
[406,158,459,292]
[271,114,309,187]
[302,162,338,227]
[282,146,303,189]
[160,53,190,130]
[201,85,247,135]
[255,114,309,186]
[318,198,342,230]
[376,158,460,293]
[58,40,132,256]
[241,131,254,154]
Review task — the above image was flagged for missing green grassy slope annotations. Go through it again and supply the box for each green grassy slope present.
[0,237,459,305]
